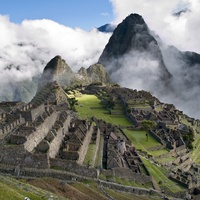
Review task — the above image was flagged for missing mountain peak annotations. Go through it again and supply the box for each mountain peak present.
[125,13,145,24]
[37,55,75,91]
[98,13,171,84]
[44,55,67,76]
[98,13,151,64]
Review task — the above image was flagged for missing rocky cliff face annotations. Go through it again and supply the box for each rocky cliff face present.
[37,56,77,91]
[78,63,112,84]
[37,55,112,92]
[98,13,171,83]
[98,13,200,118]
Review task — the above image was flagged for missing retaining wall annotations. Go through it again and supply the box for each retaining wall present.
[50,158,97,178]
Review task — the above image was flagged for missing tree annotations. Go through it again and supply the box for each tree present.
[141,120,156,130]
[68,97,78,111]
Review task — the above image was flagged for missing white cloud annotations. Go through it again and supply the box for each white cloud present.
[0,15,111,101]
[100,12,110,17]
[110,0,200,53]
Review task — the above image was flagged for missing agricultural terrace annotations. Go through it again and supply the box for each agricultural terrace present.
[142,158,185,193]
[75,94,132,126]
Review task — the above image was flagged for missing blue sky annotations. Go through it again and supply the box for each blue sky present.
[0,0,114,30]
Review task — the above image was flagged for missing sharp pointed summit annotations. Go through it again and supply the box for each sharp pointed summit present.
[99,13,171,82]
[37,55,76,91]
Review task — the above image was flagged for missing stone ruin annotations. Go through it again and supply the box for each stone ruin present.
[1,82,200,198]
[96,86,200,190]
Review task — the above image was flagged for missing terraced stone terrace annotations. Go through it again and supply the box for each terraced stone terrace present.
[1,83,200,199]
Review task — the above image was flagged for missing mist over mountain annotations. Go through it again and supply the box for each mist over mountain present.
[99,13,200,119]
[0,16,111,102]
[37,55,112,92]
[97,24,116,33]
[1,12,200,119]
[99,14,171,92]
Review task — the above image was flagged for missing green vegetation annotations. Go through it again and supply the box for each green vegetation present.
[123,129,161,151]
[141,120,156,130]
[0,175,63,200]
[141,158,186,193]
[104,188,160,200]
[75,94,132,126]
[95,134,104,168]
[148,149,169,157]
[182,127,194,149]
[83,144,96,166]
[72,181,107,200]
[114,177,151,189]
[67,97,78,111]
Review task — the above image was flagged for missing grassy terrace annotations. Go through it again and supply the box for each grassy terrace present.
[0,174,63,200]
[74,93,186,194]
[75,94,132,126]
[141,158,185,193]
[83,144,96,166]
[122,129,162,151]
[192,134,200,164]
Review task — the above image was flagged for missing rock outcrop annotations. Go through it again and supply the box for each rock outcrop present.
[78,63,112,84]
[98,13,171,82]
[37,56,77,91]
[38,55,112,92]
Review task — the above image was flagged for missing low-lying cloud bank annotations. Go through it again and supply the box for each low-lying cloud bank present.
[108,0,200,119]
[110,0,200,53]
[0,15,111,100]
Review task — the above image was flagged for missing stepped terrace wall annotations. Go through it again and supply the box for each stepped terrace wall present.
[23,112,58,152]
[19,104,45,122]
[0,146,49,169]
[10,112,58,152]
[0,115,25,139]
[48,114,71,158]
[101,168,151,184]
[91,127,101,167]
[77,124,94,165]
[50,158,97,178]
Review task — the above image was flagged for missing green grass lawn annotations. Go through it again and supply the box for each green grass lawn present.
[141,158,185,193]
[95,134,104,168]
[75,95,133,126]
[83,144,97,166]
[192,134,200,164]
[148,149,169,157]
[155,156,176,163]
[123,129,161,151]
[72,181,107,200]
[0,174,63,200]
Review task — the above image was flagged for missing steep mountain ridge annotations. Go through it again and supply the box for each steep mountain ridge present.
[98,13,200,118]
[37,55,112,92]
[98,13,171,83]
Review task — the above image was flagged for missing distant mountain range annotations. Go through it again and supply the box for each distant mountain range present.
[97,23,116,33]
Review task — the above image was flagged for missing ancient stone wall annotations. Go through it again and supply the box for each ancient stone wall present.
[77,124,94,165]
[20,104,45,122]
[91,127,101,167]
[24,112,58,152]
[48,114,70,158]
[113,168,152,183]
[0,115,25,139]
[0,146,49,169]
[23,154,50,169]
[146,144,166,151]
[0,145,28,165]
[149,130,165,145]
[50,158,97,178]
[99,180,159,196]
[101,168,151,184]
